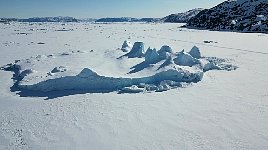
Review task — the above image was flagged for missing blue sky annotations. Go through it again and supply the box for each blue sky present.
[0,0,224,18]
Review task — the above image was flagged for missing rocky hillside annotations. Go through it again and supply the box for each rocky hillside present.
[162,8,203,23]
[187,0,268,33]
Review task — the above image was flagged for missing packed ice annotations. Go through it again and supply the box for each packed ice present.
[1,41,237,94]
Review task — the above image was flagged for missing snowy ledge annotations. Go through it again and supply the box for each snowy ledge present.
[1,41,237,97]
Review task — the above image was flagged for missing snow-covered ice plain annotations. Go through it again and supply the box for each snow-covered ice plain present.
[0,22,268,149]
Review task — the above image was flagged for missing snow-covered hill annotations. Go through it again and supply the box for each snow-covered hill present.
[187,0,268,33]
[162,8,203,23]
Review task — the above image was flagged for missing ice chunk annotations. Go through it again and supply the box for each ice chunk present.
[173,51,200,66]
[158,45,173,60]
[181,71,204,83]
[121,40,133,52]
[156,81,171,92]
[144,48,160,63]
[145,84,159,91]
[189,46,201,59]
[124,42,145,58]
[199,59,219,72]
[77,68,99,78]
[120,85,144,93]
[51,66,67,73]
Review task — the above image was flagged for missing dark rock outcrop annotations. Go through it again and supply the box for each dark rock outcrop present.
[187,0,268,33]
[162,8,203,23]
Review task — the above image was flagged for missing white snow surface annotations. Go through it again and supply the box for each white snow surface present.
[0,22,268,150]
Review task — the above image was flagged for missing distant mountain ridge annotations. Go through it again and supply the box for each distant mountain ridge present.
[78,18,97,22]
[1,17,159,23]
[161,8,204,23]
[187,0,268,33]
[0,16,78,22]
[94,9,204,23]
[19,16,78,22]
[95,17,159,23]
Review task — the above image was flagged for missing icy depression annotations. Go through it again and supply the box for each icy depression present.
[1,41,237,94]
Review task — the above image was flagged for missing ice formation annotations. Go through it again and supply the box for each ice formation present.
[120,42,145,58]
[189,46,201,59]
[158,45,173,60]
[17,68,203,92]
[144,48,160,63]
[51,66,67,73]
[1,41,237,94]
[173,51,200,67]
[121,40,133,52]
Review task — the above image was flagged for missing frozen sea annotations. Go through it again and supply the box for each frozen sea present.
[0,22,268,150]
